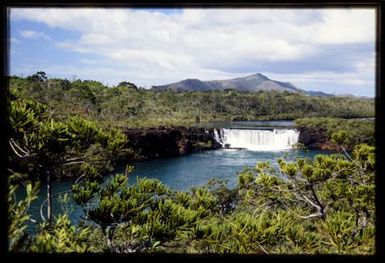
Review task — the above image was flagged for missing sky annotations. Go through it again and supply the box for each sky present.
[8,8,376,97]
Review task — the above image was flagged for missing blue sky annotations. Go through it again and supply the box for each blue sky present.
[9,8,375,97]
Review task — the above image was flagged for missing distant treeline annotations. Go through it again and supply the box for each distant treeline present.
[8,73,374,128]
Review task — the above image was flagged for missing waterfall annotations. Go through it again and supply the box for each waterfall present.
[213,129,224,146]
[214,128,299,151]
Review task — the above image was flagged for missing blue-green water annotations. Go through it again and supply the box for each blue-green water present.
[24,147,328,231]
[21,120,329,232]
[122,148,323,191]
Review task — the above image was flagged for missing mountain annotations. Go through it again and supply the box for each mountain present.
[306,90,334,97]
[152,73,331,96]
[153,78,212,92]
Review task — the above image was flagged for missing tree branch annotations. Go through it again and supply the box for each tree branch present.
[39,189,72,222]
[60,161,85,166]
[9,139,27,158]
[297,212,323,219]
[341,145,354,162]
[301,194,320,209]
[10,138,30,155]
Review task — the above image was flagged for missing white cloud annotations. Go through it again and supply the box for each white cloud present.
[19,30,50,40]
[309,9,375,44]
[11,8,374,58]
[266,70,374,96]
[10,8,375,96]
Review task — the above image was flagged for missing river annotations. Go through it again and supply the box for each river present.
[24,120,332,231]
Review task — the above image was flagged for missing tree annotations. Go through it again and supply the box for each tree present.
[72,170,169,252]
[28,214,93,253]
[59,79,72,90]
[27,71,47,82]
[117,81,138,91]
[236,143,374,248]
[8,172,39,251]
[8,88,130,224]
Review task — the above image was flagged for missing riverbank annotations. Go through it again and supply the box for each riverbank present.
[295,117,374,151]
[120,117,374,161]
[123,126,222,160]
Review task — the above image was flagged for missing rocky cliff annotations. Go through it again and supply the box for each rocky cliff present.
[123,126,222,160]
[297,126,339,151]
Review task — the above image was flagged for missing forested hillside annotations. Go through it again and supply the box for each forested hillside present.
[7,72,375,254]
[8,73,374,128]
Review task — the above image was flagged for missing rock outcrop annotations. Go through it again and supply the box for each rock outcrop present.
[297,126,339,151]
[123,126,222,160]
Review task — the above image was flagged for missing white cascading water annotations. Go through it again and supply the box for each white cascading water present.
[213,129,223,146]
[214,128,299,151]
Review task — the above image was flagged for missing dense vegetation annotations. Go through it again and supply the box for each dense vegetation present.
[295,117,374,151]
[8,73,374,128]
[7,72,375,254]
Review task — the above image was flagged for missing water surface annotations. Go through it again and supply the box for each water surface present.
[201,120,295,129]
[23,120,329,232]
[23,147,327,231]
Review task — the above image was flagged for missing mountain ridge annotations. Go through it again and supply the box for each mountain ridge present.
[151,73,333,96]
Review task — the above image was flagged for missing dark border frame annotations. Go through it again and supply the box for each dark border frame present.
[1,1,383,262]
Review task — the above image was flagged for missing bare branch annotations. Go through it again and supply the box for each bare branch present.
[64,156,85,162]
[75,174,86,184]
[9,141,24,158]
[60,161,85,166]
[271,184,308,193]
[39,189,72,222]
[297,212,323,219]
[258,243,269,254]
[341,145,354,162]
[10,138,29,155]
[281,202,323,220]
[302,195,320,210]
[40,198,47,222]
